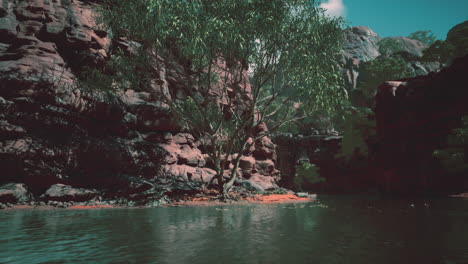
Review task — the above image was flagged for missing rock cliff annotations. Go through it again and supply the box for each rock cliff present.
[340,26,442,93]
[0,0,279,205]
[375,54,468,193]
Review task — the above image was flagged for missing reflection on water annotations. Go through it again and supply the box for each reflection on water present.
[1,196,468,264]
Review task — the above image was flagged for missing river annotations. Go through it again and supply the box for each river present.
[1,196,467,264]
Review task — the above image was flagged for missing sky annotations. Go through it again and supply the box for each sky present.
[320,0,468,39]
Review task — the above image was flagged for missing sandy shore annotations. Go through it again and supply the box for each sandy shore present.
[166,194,314,207]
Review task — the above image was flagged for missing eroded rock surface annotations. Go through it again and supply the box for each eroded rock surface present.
[340,26,442,93]
[0,0,280,204]
[0,183,32,203]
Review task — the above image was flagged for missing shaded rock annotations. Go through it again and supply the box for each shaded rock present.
[178,144,203,166]
[255,159,275,175]
[0,120,26,139]
[239,156,255,170]
[173,133,189,144]
[375,54,468,193]
[253,136,276,160]
[0,183,32,203]
[446,20,468,61]
[42,184,98,202]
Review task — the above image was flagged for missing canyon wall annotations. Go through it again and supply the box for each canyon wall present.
[0,0,279,204]
[375,54,468,194]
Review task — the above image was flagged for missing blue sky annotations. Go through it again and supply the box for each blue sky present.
[320,0,468,39]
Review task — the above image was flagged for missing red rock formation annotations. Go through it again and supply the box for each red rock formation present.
[0,0,280,202]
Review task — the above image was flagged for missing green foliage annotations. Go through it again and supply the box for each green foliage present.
[378,38,405,55]
[97,0,346,195]
[336,107,375,161]
[98,0,346,113]
[353,55,409,107]
[407,30,437,46]
[294,162,324,191]
[433,116,468,175]
[422,21,468,63]
[422,40,455,62]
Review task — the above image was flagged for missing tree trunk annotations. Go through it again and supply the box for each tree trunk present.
[214,159,224,194]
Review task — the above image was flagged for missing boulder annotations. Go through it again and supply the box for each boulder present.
[162,164,215,183]
[0,183,32,203]
[42,184,98,202]
[178,144,203,166]
[244,173,278,192]
[239,156,256,170]
[255,159,275,175]
[253,136,276,160]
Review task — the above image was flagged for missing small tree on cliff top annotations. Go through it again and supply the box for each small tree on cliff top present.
[407,30,437,46]
[98,0,345,197]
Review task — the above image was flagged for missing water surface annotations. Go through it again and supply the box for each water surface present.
[1,196,467,264]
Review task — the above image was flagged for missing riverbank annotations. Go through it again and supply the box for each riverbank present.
[0,193,315,211]
[167,193,313,207]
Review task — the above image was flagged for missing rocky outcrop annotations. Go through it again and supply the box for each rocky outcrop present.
[375,54,468,193]
[0,0,280,204]
[380,36,426,57]
[340,26,381,91]
[41,183,98,202]
[0,183,32,203]
[340,26,442,93]
[446,20,468,62]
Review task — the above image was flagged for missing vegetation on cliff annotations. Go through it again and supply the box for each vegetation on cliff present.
[433,116,468,176]
[407,30,437,46]
[96,0,346,197]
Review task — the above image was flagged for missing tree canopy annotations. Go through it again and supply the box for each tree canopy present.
[97,0,346,196]
[407,30,437,46]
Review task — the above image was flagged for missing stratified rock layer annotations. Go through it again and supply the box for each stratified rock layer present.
[0,0,279,201]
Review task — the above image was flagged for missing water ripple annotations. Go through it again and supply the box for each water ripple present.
[1,198,468,264]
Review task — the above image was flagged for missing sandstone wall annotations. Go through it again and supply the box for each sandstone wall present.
[0,0,279,201]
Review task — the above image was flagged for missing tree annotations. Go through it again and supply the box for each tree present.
[422,40,454,62]
[352,55,409,107]
[97,0,345,198]
[407,30,437,46]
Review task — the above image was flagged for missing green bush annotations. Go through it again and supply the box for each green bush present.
[294,162,325,191]
[433,116,468,175]
[336,107,375,162]
[407,30,437,46]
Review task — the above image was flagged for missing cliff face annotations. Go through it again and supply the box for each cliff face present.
[375,54,468,193]
[340,26,442,93]
[0,0,279,203]
[275,24,465,195]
